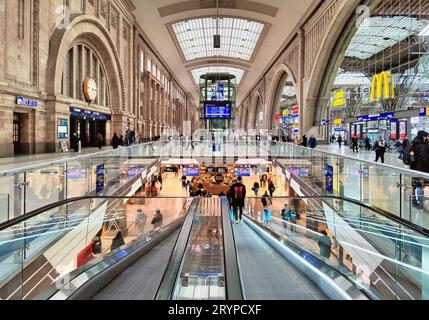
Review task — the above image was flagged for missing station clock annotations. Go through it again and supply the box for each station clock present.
[83,77,98,102]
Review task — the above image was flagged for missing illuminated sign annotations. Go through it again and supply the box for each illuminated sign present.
[16,96,38,108]
[420,107,429,117]
[370,71,395,102]
[333,118,343,125]
[332,89,346,108]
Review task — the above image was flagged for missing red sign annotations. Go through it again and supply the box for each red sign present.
[77,242,94,268]
[274,112,280,121]
[291,106,299,115]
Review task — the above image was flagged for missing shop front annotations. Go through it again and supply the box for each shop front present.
[69,107,111,148]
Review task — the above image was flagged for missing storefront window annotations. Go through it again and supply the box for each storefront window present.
[319,0,429,141]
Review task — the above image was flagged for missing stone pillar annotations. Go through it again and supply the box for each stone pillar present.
[0,109,13,157]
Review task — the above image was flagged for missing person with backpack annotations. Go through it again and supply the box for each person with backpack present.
[229,176,246,224]
[281,204,297,231]
[373,137,386,163]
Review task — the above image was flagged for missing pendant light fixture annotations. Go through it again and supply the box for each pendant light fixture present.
[214,0,221,48]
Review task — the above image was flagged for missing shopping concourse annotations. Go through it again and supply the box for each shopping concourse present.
[1,0,429,310]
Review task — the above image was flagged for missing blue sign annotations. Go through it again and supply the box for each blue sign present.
[184,166,199,176]
[380,112,394,119]
[235,167,251,177]
[70,107,112,120]
[96,164,105,193]
[326,165,334,194]
[205,105,231,119]
[16,96,38,108]
[357,115,369,122]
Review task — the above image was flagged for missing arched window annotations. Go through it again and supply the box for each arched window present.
[62,44,109,107]
[272,73,298,136]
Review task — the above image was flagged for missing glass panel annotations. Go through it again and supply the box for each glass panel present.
[25,166,66,214]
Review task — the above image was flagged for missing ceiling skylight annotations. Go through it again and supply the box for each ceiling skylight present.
[191,66,245,84]
[172,17,264,61]
[345,16,425,60]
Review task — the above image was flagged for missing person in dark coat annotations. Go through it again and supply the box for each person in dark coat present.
[96,133,103,149]
[228,176,246,223]
[374,137,386,163]
[301,135,308,147]
[308,135,317,149]
[71,133,80,152]
[112,132,120,149]
[318,231,332,259]
[151,209,164,229]
[351,137,359,153]
[337,135,343,148]
[410,131,429,173]
[110,231,125,252]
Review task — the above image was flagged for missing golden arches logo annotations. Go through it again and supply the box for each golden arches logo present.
[370,71,395,102]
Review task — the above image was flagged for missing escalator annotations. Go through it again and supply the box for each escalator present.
[1,195,428,300]
[232,221,327,300]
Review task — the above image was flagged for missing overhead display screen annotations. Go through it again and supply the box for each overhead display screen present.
[205,105,231,119]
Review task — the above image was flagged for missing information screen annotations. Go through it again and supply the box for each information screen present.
[205,105,231,119]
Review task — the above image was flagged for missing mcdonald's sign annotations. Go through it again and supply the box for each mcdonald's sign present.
[370,71,395,102]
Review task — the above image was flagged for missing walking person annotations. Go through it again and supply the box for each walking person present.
[252,181,260,197]
[409,131,429,207]
[308,135,317,149]
[374,137,386,163]
[96,133,104,149]
[110,231,125,252]
[364,135,371,151]
[135,209,147,235]
[337,135,343,148]
[281,204,296,231]
[318,231,332,260]
[228,176,246,224]
[261,191,272,224]
[398,136,410,160]
[111,132,121,149]
[301,135,308,147]
[267,179,276,198]
[71,132,80,152]
[151,209,164,230]
[351,137,359,153]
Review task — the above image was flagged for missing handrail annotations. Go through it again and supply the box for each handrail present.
[0,141,161,177]
[274,141,429,180]
[0,195,189,231]
[2,194,428,238]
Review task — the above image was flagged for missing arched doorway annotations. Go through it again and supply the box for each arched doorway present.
[270,73,299,138]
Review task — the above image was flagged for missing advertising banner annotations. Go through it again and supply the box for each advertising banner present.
[326,165,334,194]
[390,120,398,140]
[399,121,407,139]
[96,164,105,193]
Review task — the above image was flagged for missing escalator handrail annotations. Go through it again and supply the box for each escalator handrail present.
[220,197,244,300]
[155,198,200,300]
[246,195,429,237]
[0,196,191,232]
[1,194,427,238]
[243,214,377,300]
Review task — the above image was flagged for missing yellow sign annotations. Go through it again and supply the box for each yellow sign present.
[332,89,346,108]
[370,71,395,102]
[333,119,343,125]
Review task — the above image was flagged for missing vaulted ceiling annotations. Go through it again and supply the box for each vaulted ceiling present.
[132,0,317,105]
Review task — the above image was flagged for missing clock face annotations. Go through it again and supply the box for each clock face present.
[84,78,98,101]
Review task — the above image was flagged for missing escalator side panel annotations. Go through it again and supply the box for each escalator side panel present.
[92,230,180,300]
[234,222,327,300]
